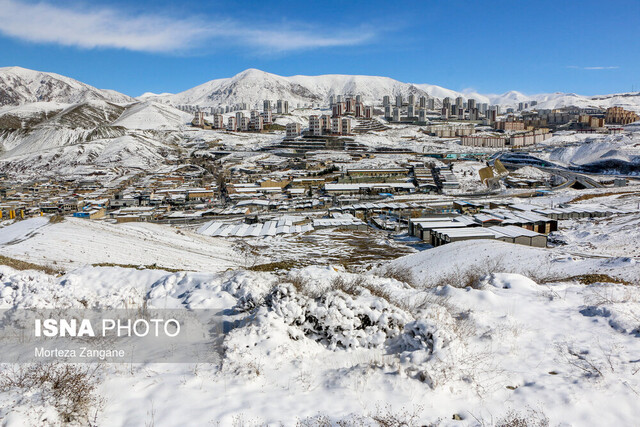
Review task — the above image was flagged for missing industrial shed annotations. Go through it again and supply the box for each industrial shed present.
[416,221,467,244]
[432,227,496,246]
[487,225,548,248]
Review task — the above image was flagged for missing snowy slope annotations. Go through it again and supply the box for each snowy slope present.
[0,66,133,106]
[111,101,192,130]
[142,68,640,111]
[0,217,240,271]
[546,133,640,172]
[148,69,434,107]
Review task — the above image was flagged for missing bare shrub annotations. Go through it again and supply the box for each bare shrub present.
[287,274,324,299]
[369,404,423,427]
[330,275,362,297]
[496,408,549,427]
[434,265,486,289]
[49,214,65,224]
[556,342,604,378]
[0,254,63,276]
[0,363,102,424]
[378,265,416,288]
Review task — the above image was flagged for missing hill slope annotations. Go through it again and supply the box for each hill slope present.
[0,66,133,106]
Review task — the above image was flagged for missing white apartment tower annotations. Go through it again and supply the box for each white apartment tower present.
[331,117,342,134]
[227,116,237,131]
[364,106,373,119]
[261,110,272,124]
[213,114,224,129]
[341,117,351,134]
[240,116,250,131]
[286,122,301,137]
[309,115,322,136]
[277,100,289,114]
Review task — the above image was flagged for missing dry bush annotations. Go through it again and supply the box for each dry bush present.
[378,265,416,288]
[496,408,549,427]
[332,275,412,312]
[49,214,65,224]
[432,265,486,289]
[425,255,509,289]
[0,363,102,424]
[369,404,423,427]
[556,342,604,378]
[330,275,362,297]
[287,275,323,298]
[0,254,63,276]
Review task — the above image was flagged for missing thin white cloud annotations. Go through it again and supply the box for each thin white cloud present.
[0,0,374,53]
[567,65,619,70]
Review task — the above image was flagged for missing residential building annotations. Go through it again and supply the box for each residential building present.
[342,117,351,134]
[605,107,639,124]
[309,115,323,136]
[286,122,301,137]
[331,117,342,134]
[213,114,225,129]
[392,107,400,122]
[227,116,237,131]
[277,100,289,114]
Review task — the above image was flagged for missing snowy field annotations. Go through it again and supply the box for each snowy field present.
[0,194,639,425]
[0,217,239,272]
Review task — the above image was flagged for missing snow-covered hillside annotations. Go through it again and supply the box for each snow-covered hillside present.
[0,66,133,106]
[142,68,640,111]
[0,100,193,176]
[1,220,639,425]
[146,68,434,107]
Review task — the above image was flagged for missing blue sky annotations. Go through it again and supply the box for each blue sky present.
[0,0,638,97]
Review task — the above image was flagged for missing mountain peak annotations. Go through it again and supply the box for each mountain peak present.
[0,66,133,106]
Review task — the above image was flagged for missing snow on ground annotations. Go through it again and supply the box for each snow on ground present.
[448,161,489,194]
[538,132,640,172]
[512,165,553,179]
[0,217,240,272]
[0,242,639,425]
[112,101,192,130]
[547,192,640,258]
[1,193,640,425]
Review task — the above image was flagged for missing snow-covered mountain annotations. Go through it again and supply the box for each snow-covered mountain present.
[0,100,190,177]
[146,68,434,107]
[143,68,640,112]
[0,66,133,106]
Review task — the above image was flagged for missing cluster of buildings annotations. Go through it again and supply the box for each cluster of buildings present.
[423,123,475,137]
[407,200,625,248]
[330,95,374,119]
[461,129,551,149]
[307,115,352,136]
[192,109,274,132]
[383,94,438,123]
[0,163,223,223]
[605,107,639,125]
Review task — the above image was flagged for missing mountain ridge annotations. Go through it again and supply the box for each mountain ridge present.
[1,66,640,112]
[0,66,134,107]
